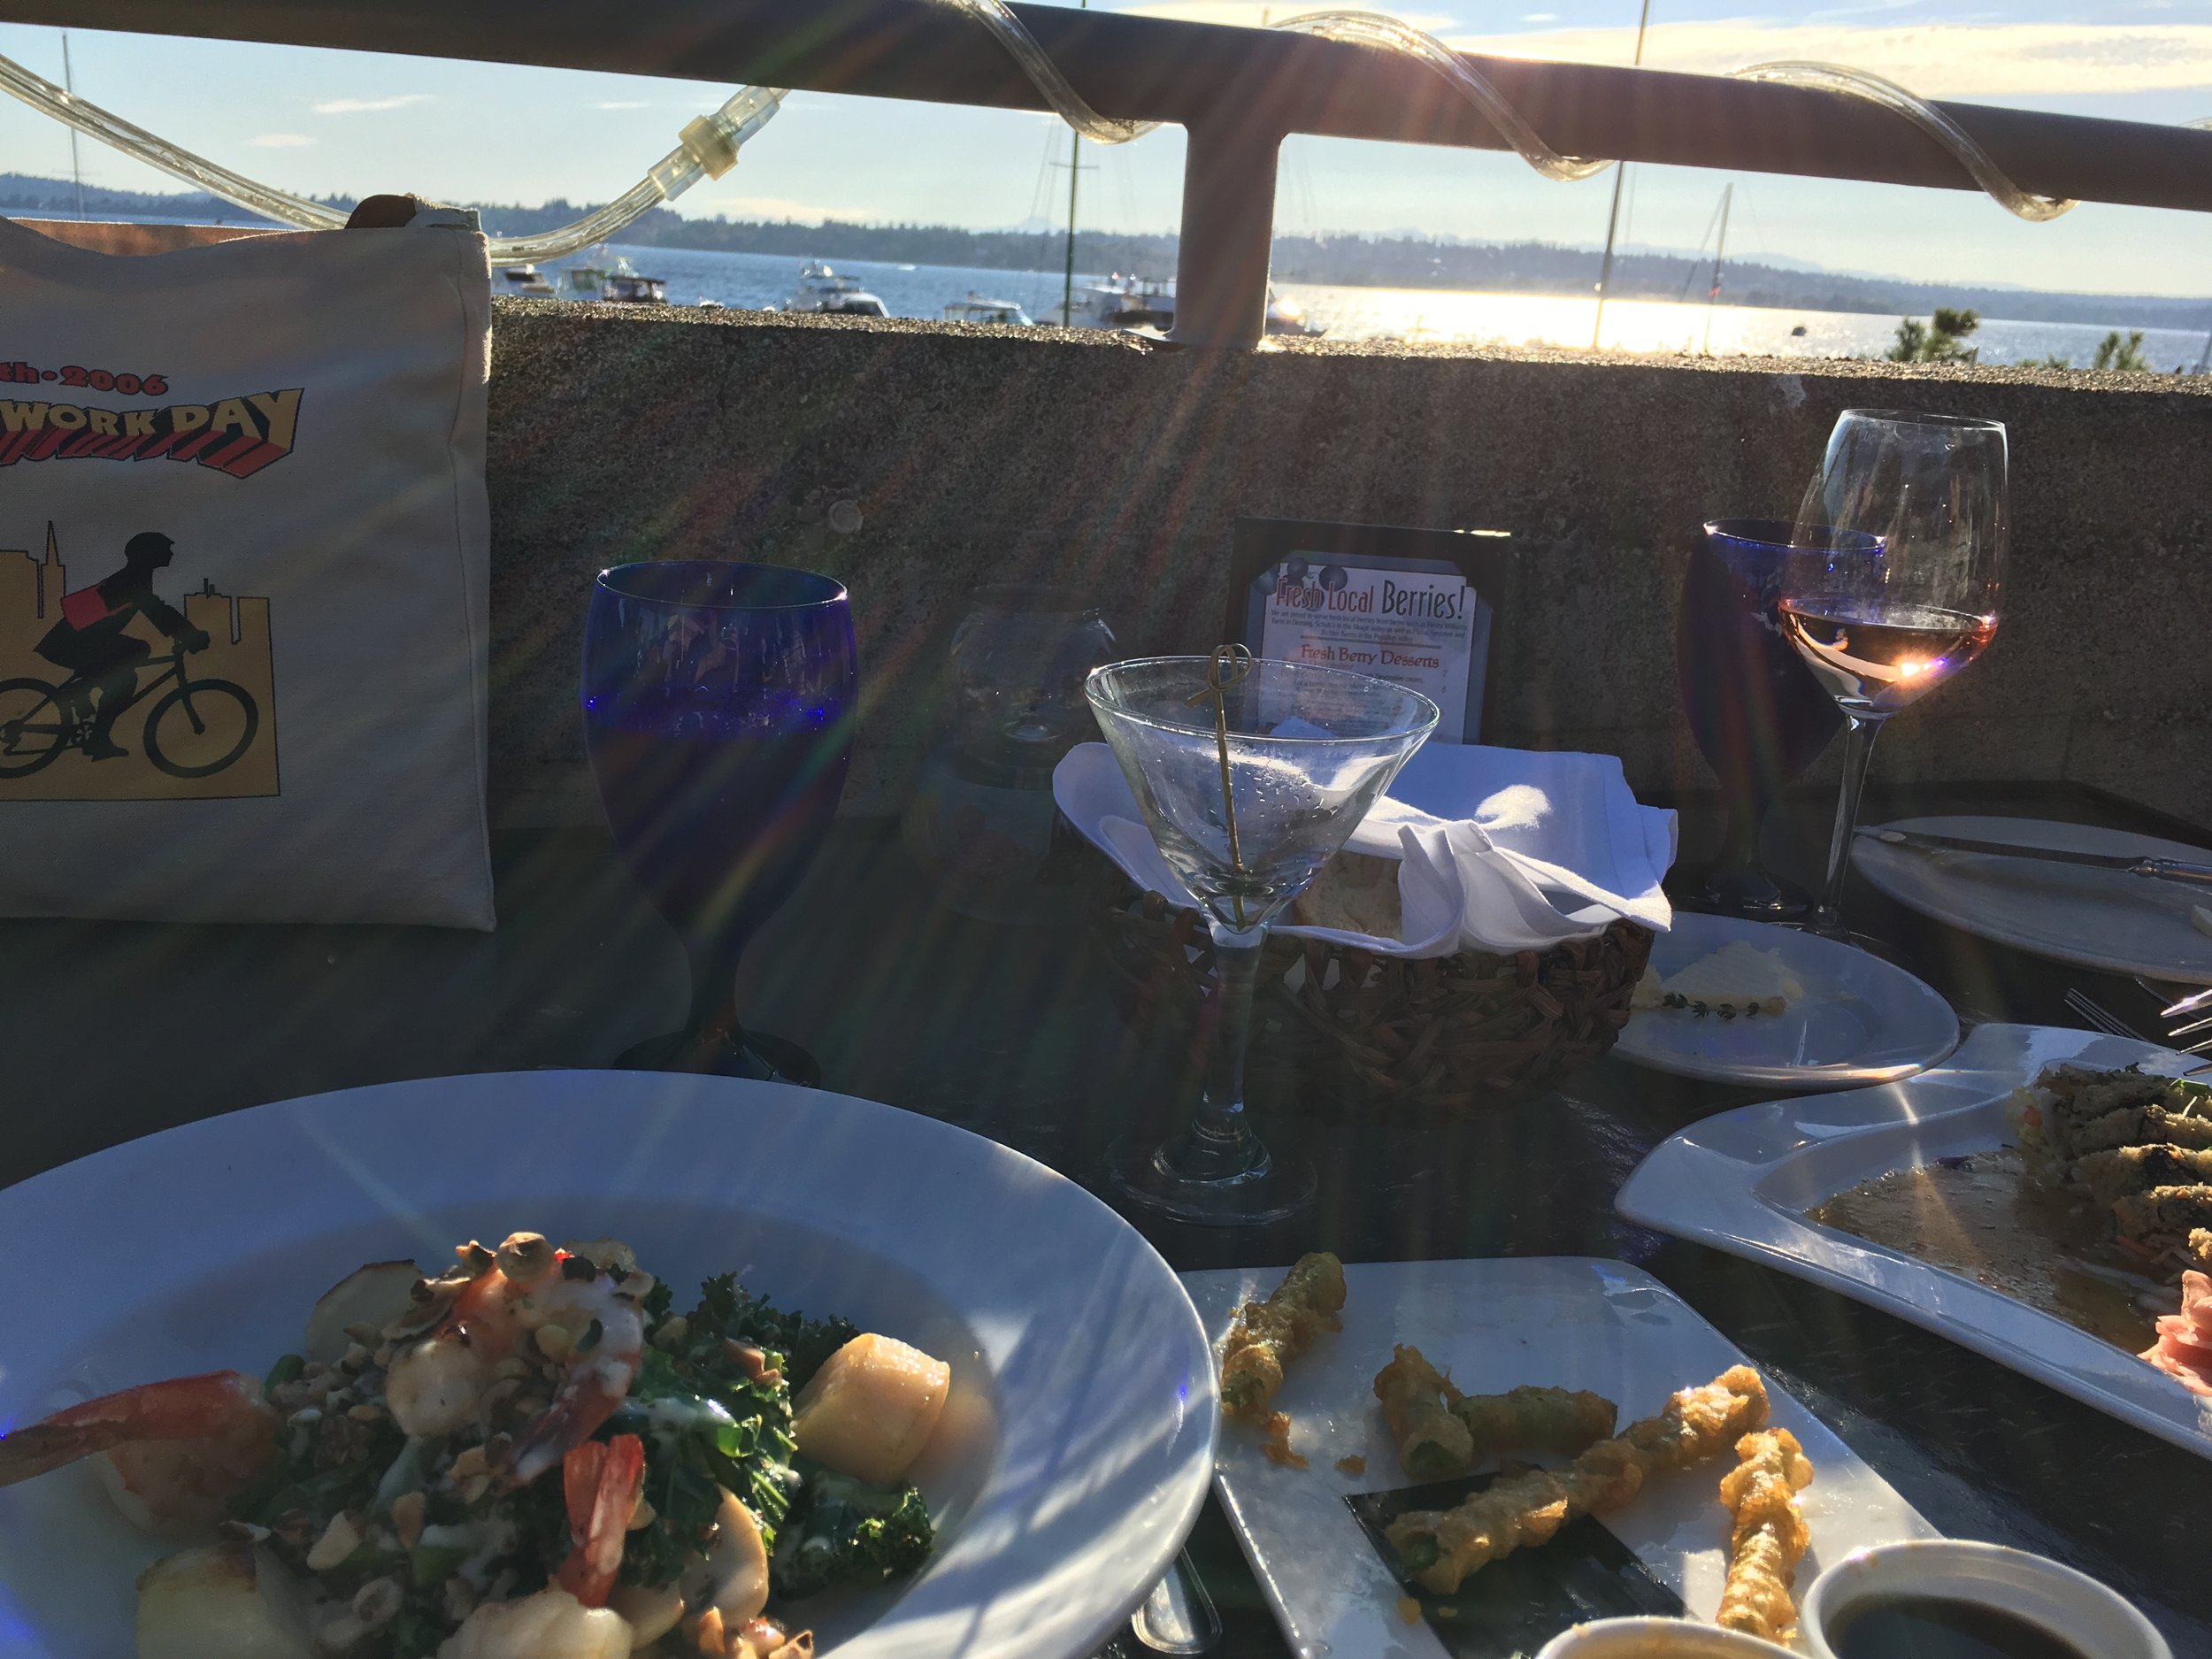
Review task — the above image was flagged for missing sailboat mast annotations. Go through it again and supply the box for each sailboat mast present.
[1702,182,1732,355]
[1063,128,1080,326]
[1060,0,1087,327]
[61,32,84,220]
[1589,0,1655,350]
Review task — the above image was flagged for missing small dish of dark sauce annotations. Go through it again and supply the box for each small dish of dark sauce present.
[1828,1594,2092,1659]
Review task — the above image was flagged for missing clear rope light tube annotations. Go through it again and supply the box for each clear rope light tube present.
[4,3,2200,254]
[0,51,785,262]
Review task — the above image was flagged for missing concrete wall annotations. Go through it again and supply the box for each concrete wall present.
[488,302,2212,829]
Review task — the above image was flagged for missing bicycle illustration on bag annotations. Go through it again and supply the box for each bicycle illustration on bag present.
[0,533,257,780]
[0,641,259,779]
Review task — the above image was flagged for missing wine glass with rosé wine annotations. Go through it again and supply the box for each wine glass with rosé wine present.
[1785,410,2007,935]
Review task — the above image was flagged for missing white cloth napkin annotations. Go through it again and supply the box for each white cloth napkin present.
[1056,741,1676,956]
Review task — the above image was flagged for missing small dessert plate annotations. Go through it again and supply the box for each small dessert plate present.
[1609,912,1959,1089]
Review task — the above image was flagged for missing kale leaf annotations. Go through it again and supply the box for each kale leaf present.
[691,1272,857,1391]
[769,1460,934,1603]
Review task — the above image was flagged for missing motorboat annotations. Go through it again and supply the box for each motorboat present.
[554,253,652,302]
[1044,274,1171,332]
[942,292,1033,326]
[781,261,888,318]
[1266,289,1322,337]
[497,263,555,298]
[1045,273,1321,337]
[603,272,669,304]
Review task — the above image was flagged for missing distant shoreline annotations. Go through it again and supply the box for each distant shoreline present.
[4,171,2207,334]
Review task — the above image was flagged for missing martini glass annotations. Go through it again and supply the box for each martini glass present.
[1087,655,1439,1225]
[582,561,857,1081]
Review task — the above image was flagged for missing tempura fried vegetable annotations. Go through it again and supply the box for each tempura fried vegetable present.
[1453,1385,1617,1463]
[1258,1412,1309,1469]
[2191,1229,2212,1272]
[1373,1346,1473,1479]
[2115,1185,2212,1241]
[2076,1144,2212,1208]
[1715,1427,1815,1641]
[1386,1365,1769,1594]
[1220,1253,1346,1417]
[1373,1349,1616,1479]
[2016,1067,2212,1168]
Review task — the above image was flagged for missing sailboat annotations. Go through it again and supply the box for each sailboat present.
[1037,18,1320,340]
[1663,184,1734,354]
[1701,184,1733,355]
[1588,0,1654,349]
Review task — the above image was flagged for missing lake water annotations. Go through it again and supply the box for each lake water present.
[574,244,2212,372]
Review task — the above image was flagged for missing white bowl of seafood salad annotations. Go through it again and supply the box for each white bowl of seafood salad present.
[0,1071,1219,1659]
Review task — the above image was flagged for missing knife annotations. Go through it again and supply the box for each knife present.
[1854,826,2212,887]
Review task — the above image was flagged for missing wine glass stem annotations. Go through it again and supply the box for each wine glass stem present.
[685,933,750,1053]
[1189,922,1264,1161]
[1718,782,1763,872]
[1816,713,1886,930]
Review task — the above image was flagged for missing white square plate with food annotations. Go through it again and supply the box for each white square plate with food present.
[1181,1257,1932,1659]
[1617,1023,2212,1459]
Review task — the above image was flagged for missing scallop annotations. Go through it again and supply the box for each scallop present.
[791,1333,950,1486]
[434,1589,632,1659]
[134,1543,311,1659]
[303,1261,422,1364]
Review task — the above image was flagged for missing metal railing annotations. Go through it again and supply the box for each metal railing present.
[11,0,2212,347]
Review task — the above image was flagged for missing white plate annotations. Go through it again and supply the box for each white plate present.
[1182,1257,1932,1659]
[1609,912,1960,1088]
[0,1072,1217,1659]
[1617,1023,2212,1459]
[1854,816,2212,985]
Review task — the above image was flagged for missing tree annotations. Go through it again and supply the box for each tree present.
[1887,306,1981,364]
[2092,329,2153,372]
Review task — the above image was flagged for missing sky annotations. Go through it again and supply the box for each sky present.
[1,1,2209,295]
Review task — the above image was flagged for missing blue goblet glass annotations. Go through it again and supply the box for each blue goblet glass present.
[581,562,857,1080]
[1676,520,1867,918]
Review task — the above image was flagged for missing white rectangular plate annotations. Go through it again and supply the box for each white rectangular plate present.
[1617,1022,2212,1460]
[1181,1257,1932,1658]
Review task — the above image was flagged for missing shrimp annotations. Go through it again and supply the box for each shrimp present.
[383,1233,646,1487]
[0,1370,278,1535]
[555,1434,647,1609]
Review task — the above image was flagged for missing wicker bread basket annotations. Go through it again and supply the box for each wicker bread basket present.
[1097,890,1654,1116]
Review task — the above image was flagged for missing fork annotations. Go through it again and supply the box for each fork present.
[1128,1547,1221,1655]
[2064,988,2141,1042]
[2154,978,2212,1033]
[2065,987,2212,1068]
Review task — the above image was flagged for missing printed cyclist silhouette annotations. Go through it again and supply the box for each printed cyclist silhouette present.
[35,531,211,761]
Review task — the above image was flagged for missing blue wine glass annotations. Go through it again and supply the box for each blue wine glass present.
[1677,519,1866,918]
[581,561,857,1081]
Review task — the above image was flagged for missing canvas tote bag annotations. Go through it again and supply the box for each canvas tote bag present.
[0,213,494,928]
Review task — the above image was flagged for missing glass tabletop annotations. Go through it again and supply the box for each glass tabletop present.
[3,779,2206,1659]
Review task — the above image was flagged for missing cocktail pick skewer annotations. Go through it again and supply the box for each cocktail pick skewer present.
[1187,644,1254,929]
